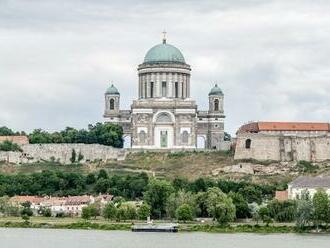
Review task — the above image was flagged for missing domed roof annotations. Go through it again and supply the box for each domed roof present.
[143,39,185,64]
[105,84,120,95]
[209,84,223,96]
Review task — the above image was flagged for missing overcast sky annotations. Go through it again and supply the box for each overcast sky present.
[1,0,330,135]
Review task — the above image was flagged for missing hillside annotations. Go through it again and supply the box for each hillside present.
[1,150,329,185]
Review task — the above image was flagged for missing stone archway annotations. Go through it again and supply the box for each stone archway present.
[197,135,206,149]
[123,135,131,148]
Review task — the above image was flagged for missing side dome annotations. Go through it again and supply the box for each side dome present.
[143,40,185,64]
[105,84,120,95]
[209,84,223,96]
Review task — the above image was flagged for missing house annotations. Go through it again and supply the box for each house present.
[9,195,44,211]
[63,195,94,216]
[288,176,330,199]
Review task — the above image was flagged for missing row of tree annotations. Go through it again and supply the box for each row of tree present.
[0,170,278,205]
[0,123,123,148]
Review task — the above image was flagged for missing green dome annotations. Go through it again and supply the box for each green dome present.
[105,84,120,95]
[143,40,185,64]
[209,84,223,96]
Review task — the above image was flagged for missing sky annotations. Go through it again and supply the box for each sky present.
[0,0,330,136]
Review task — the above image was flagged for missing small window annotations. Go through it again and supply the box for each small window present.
[181,131,189,144]
[245,139,251,149]
[214,99,219,111]
[139,130,146,144]
[110,99,115,110]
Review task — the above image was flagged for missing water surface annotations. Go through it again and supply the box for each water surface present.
[0,228,329,248]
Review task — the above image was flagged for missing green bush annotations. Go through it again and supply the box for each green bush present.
[176,203,194,221]
[296,160,318,173]
[0,140,22,152]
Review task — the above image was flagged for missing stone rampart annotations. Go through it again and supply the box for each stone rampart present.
[234,133,330,162]
[0,144,127,164]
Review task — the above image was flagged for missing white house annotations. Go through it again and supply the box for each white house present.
[288,176,330,199]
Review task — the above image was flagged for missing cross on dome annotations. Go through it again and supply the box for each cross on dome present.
[162,30,167,44]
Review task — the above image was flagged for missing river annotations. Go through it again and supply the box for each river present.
[0,228,329,248]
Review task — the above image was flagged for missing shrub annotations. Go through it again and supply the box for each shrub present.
[0,141,22,152]
[176,204,194,222]
[137,203,151,220]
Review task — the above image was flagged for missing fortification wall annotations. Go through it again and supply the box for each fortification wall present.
[0,144,127,164]
[234,133,330,162]
[234,133,280,161]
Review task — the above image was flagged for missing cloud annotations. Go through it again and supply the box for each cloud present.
[0,0,330,135]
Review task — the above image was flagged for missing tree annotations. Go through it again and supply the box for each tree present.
[295,191,314,229]
[86,173,96,184]
[166,190,195,218]
[194,192,209,218]
[258,206,272,226]
[238,186,262,204]
[125,204,137,220]
[88,203,100,219]
[116,205,127,221]
[144,179,174,219]
[176,204,194,222]
[81,206,91,220]
[40,207,52,217]
[137,203,151,220]
[0,126,15,136]
[205,187,236,225]
[103,203,117,220]
[77,152,84,162]
[267,200,296,222]
[20,201,33,222]
[70,149,76,163]
[228,192,250,219]
[28,129,52,144]
[97,169,109,180]
[0,140,22,152]
[312,190,329,228]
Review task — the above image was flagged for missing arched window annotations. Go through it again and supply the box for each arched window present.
[110,99,115,110]
[181,131,189,144]
[156,112,172,123]
[245,139,251,149]
[214,99,219,111]
[139,130,146,144]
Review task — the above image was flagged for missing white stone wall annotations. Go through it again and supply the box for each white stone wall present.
[234,133,281,161]
[235,133,330,162]
[288,185,330,199]
[0,144,126,164]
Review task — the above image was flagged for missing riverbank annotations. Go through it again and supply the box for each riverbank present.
[0,217,329,234]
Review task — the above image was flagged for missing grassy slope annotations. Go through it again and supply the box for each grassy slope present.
[0,151,329,185]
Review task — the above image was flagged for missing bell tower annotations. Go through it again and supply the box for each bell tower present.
[208,84,224,113]
[104,84,120,117]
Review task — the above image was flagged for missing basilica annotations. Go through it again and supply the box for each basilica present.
[104,36,226,149]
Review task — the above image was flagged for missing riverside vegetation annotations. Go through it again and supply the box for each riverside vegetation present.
[0,170,330,233]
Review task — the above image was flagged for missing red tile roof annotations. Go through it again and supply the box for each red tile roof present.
[237,122,330,134]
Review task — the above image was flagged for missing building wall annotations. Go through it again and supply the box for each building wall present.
[234,133,281,161]
[0,144,126,164]
[235,133,330,162]
[288,186,330,199]
[0,136,29,145]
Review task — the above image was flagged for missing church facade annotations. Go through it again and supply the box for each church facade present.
[104,37,226,149]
